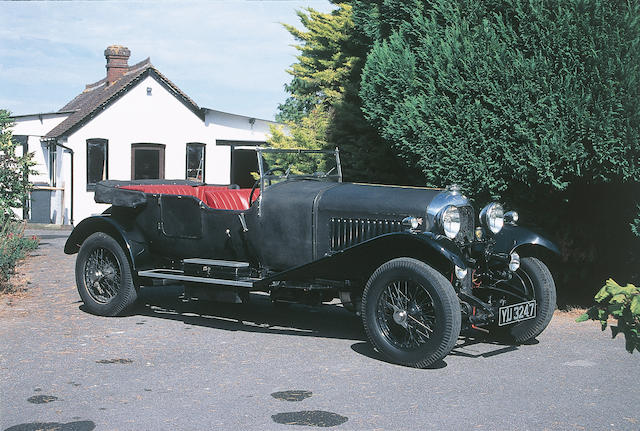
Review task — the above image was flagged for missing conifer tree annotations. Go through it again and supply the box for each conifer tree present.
[359,0,640,297]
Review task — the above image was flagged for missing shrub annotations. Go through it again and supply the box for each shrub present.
[0,219,39,293]
[577,279,640,353]
[0,109,36,220]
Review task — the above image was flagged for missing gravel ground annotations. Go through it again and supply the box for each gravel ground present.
[0,230,638,431]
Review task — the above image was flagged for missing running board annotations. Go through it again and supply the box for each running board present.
[137,269,258,288]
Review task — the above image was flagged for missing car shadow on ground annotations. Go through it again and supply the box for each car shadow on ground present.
[448,334,522,359]
[132,285,365,342]
[88,284,526,367]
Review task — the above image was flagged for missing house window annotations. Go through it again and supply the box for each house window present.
[48,142,57,187]
[13,135,28,155]
[87,139,108,190]
[131,143,165,180]
[186,143,205,182]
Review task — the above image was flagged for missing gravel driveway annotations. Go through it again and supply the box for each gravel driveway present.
[1,230,638,431]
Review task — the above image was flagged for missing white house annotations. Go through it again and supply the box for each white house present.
[11,45,277,225]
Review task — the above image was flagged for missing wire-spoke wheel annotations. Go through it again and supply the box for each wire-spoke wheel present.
[377,280,437,349]
[75,232,137,316]
[362,258,461,368]
[84,247,122,304]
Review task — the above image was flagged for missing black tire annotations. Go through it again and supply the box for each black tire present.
[361,258,461,368]
[75,232,137,316]
[498,257,556,343]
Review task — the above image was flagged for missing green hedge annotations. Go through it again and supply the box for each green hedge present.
[358,0,640,304]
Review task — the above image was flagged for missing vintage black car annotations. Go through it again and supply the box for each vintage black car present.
[65,147,558,368]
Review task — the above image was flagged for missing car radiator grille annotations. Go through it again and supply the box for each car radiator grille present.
[456,205,475,244]
[330,217,403,251]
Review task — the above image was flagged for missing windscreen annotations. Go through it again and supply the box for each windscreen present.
[258,148,341,184]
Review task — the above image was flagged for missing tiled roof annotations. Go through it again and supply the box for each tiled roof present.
[45,58,203,139]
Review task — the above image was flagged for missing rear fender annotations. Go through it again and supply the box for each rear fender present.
[258,232,465,288]
[64,216,150,282]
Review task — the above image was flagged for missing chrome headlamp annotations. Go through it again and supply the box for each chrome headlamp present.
[438,205,461,239]
[479,202,504,235]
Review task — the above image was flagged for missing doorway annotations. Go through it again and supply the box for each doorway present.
[231,148,259,188]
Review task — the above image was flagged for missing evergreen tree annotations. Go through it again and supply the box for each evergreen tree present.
[276,2,412,183]
[359,0,640,300]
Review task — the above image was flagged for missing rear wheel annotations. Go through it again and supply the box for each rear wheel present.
[75,232,137,316]
[362,258,461,368]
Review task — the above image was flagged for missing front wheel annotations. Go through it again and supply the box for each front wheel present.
[496,257,556,343]
[361,258,461,368]
[75,232,137,316]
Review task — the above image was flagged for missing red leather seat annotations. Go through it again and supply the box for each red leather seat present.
[200,188,259,210]
[119,184,258,210]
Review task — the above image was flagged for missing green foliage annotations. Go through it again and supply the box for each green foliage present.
[282,4,359,110]
[358,0,640,301]
[266,107,334,175]
[577,279,640,353]
[0,219,38,293]
[278,2,410,184]
[360,0,640,197]
[0,109,35,220]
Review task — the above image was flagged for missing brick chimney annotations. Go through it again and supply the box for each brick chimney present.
[104,45,131,85]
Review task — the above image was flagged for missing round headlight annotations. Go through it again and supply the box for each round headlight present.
[439,205,461,239]
[479,202,504,235]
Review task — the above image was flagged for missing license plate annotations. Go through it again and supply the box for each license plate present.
[498,300,536,326]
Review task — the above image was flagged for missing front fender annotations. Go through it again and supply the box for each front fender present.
[492,224,560,256]
[64,215,150,273]
[258,231,465,287]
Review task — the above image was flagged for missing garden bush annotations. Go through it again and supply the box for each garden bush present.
[577,279,640,354]
[0,219,38,293]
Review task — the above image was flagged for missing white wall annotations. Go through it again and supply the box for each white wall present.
[63,75,216,222]
[63,75,277,223]
[12,113,69,184]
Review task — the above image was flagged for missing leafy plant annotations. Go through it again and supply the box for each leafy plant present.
[577,279,640,353]
[0,109,36,220]
[0,219,39,293]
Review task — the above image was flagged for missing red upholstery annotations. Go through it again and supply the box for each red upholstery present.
[119,184,258,210]
[200,188,259,211]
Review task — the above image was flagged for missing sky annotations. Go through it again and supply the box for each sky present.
[0,0,333,121]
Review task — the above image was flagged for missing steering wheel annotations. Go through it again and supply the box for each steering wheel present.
[248,166,288,205]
